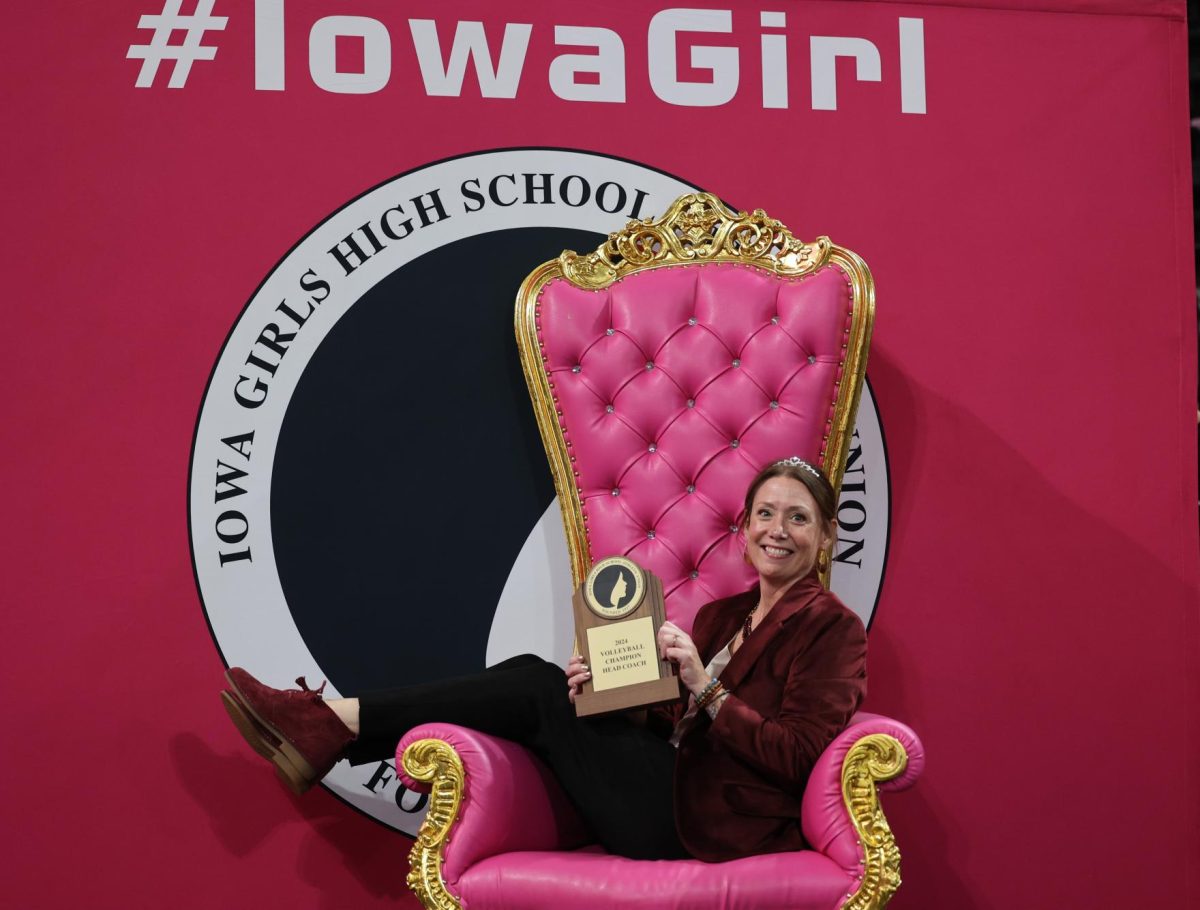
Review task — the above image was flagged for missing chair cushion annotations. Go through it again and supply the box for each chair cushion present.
[457,847,854,910]
[537,261,855,631]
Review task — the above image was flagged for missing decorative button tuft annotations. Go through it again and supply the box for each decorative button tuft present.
[606,404,614,413]
[771,315,780,325]
[808,355,817,364]
[729,523,739,532]
[770,400,780,409]
[688,317,697,326]
[606,328,615,336]
[648,443,657,453]
[686,398,696,408]
[645,361,654,370]
[611,488,620,496]
[732,358,741,367]
[686,484,696,493]
[730,439,740,448]
[572,364,581,373]
[690,570,699,579]
[647,530,656,539]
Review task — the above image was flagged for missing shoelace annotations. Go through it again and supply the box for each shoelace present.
[295,677,328,696]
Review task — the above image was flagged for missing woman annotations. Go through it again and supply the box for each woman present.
[221,457,867,862]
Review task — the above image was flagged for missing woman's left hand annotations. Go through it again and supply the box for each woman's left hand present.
[658,621,709,697]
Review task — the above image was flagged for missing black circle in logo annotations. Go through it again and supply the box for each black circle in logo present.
[270,226,604,694]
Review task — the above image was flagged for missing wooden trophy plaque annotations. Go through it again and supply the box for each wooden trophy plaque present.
[572,556,682,717]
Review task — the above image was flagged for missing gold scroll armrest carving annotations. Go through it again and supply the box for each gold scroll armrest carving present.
[841,734,909,910]
[403,739,466,910]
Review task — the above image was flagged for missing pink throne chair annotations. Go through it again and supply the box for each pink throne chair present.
[397,194,924,910]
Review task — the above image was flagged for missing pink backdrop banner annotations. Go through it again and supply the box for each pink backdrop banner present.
[3,1,1197,908]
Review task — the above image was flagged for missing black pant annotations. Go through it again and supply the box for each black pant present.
[344,654,688,860]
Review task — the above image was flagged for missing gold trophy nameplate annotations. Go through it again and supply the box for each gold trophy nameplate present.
[572,556,681,717]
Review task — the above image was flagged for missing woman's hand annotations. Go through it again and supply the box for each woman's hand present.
[658,621,709,697]
[566,654,591,705]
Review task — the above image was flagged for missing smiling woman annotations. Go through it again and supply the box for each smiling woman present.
[219,456,867,863]
[741,457,839,621]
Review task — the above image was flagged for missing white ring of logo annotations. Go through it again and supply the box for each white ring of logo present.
[189,148,889,834]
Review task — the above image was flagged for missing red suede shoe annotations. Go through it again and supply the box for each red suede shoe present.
[221,668,355,795]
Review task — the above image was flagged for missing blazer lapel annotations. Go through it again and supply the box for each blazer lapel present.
[695,589,753,664]
[719,572,823,693]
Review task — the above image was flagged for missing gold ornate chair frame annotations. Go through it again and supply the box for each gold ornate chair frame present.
[399,194,917,910]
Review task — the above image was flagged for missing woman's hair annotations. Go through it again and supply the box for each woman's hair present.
[741,458,837,530]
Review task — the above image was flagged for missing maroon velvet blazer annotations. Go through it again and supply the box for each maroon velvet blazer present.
[671,571,867,862]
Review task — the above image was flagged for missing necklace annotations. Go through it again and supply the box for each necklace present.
[741,601,761,644]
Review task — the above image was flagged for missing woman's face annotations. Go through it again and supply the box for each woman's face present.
[744,476,834,589]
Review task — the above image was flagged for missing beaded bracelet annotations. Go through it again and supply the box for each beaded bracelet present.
[694,677,721,705]
[696,679,726,710]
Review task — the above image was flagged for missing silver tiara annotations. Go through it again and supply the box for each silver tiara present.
[775,456,820,478]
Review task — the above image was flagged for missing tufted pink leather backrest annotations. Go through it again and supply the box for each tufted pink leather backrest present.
[534,261,857,632]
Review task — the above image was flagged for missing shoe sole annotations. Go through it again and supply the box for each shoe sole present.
[220,682,319,795]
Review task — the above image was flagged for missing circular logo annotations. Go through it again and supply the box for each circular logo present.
[584,557,646,619]
[189,148,891,835]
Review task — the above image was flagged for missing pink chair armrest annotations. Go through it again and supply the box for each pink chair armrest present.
[397,724,590,887]
[800,713,925,877]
